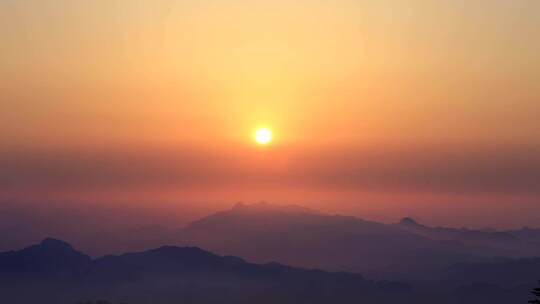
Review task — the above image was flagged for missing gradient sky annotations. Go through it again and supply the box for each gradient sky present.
[1,0,539,227]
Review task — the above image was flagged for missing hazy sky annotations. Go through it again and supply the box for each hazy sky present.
[1,0,539,227]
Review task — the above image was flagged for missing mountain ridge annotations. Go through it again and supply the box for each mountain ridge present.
[177,203,540,278]
[0,238,414,304]
[1,237,538,304]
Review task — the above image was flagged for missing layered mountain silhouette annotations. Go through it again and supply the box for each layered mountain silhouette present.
[396,216,537,254]
[1,237,538,304]
[177,203,540,278]
[0,238,413,304]
[2,202,540,281]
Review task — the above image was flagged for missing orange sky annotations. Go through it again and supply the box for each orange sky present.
[1,0,539,227]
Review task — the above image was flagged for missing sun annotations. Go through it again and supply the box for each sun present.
[254,128,273,145]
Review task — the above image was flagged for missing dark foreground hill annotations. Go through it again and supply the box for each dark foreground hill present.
[0,238,414,304]
[1,238,538,304]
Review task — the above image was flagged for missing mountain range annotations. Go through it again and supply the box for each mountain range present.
[177,202,540,278]
[1,202,540,303]
[2,202,540,280]
[1,237,538,304]
[0,238,413,304]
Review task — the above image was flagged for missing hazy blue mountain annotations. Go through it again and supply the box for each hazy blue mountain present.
[509,227,540,242]
[2,202,539,266]
[178,203,540,278]
[397,216,540,257]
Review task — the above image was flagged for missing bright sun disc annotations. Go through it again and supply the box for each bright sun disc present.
[254,128,273,145]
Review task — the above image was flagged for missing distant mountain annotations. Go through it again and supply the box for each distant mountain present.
[178,203,540,278]
[181,202,432,274]
[509,226,540,242]
[0,239,414,304]
[2,202,539,304]
[3,201,539,263]
[396,216,540,257]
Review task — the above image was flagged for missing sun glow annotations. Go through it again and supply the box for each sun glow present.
[254,128,273,145]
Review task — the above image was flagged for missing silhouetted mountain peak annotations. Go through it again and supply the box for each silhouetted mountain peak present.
[232,201,246,209]
[400,217,420,226]
[229,201,319,215]
[184,202,325,233]
[148,245,215,259]
[0,238,91,274]
[38,238,74,251]
[20,238,85,259]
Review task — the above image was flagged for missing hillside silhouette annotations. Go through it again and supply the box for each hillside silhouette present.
[178,203,540,278]
[0,238,413,304]
[1,237,538,304]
